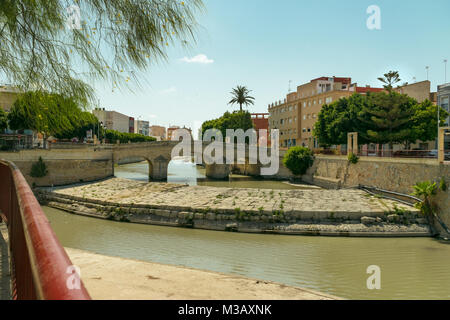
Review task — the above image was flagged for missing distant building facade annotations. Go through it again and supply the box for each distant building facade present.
[394,80,437,103]
[438,83,450,126]
[251,113,269,145]
[268,77,383,148]
[92,108,130,133]
[167,126,192,141]
[0,85,20,112]
[149,125,166,140]
[134,120,150,136]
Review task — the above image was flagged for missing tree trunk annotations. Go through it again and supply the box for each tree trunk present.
[239,103,243,112]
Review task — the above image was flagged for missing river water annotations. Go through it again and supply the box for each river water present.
[43,161,450,300]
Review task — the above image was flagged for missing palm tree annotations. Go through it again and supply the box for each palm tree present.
[377,71,401,92]
[228,86,255,112]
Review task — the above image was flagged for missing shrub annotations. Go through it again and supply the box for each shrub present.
[283,146,314,176]
[411,181,438,216]
[439,177,447,192]
[30,157,48,178]
[348,153,359,164]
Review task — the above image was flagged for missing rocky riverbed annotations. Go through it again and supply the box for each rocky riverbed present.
[37,178,431,237]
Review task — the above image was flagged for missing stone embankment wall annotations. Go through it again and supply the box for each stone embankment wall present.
[0,149,113,187]
[38,189,431,237]
[303,156,450,234]
[233,155,449,235]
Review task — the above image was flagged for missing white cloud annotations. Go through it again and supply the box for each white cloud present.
[160,87,177,95]
[180,54,214,64]
[148,114,158,119]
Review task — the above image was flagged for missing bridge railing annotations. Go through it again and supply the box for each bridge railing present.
[0,160,91,300]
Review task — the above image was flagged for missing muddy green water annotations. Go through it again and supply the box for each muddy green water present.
[114,160,312,190]
[44,206,450,300]
[44,160,450,300]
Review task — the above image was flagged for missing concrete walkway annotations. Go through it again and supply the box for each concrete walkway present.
[0,222,11,300]
[66,248,340,300]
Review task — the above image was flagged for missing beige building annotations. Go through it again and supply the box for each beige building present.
[92,108,131,133]
[394,80,437,103]
[149,125,166,140]
[0,85,20,112]
[268,77,383,148]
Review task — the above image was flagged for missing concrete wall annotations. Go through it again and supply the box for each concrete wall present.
[303,155,450,231]
[0,148,113,187]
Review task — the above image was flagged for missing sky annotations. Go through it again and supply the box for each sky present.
[94,0,450,133]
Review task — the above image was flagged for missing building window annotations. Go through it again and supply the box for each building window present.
[303,102,306,108]
[326,97,332,104]
[303,115,306,120]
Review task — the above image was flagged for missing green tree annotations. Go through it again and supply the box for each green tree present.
[0,0,203,103]
[8,91,102,143]
[201,111,254,140]
[228,86,255,112]
[0,108,8,132]
[406,100,449,149]
[359,91,417,151]
[377,71,401,92]
[313,94,371,147]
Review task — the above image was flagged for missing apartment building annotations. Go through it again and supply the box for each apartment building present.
[268,77,383,148]
[134,120,150,136]
[92,108,131,133]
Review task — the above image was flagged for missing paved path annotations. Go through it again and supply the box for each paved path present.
[0,222,11,300]
[66,248,340,300]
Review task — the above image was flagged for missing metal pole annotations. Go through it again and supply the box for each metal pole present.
[445,59,448,83]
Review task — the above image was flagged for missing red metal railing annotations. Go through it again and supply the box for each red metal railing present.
[0,160,91,300]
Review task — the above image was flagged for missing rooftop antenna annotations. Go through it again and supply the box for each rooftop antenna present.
[426,66,430,81]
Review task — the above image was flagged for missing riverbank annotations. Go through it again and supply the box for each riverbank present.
[65,247,340,300]
[37,178,431,237]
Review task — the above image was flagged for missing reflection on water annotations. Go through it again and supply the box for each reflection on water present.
[114,160,312,190]
[44,206,450,300]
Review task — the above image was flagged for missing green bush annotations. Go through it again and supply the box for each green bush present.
[105,130,157,143]
[348,153,359,164]
[30,157,48,178]
[439,177,447,192]
[283,146,314,176]
[412,181,438,216]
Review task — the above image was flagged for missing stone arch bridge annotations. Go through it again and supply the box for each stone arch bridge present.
[111,141,276,181]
